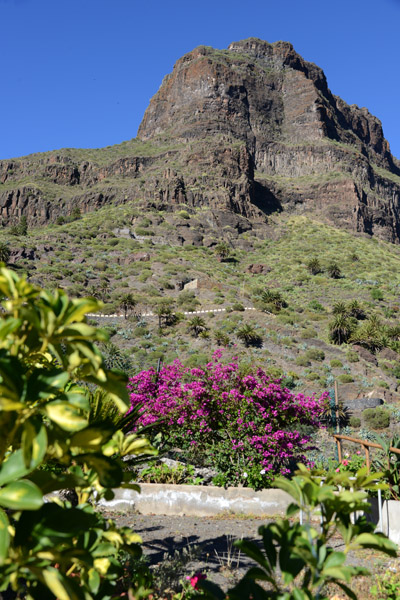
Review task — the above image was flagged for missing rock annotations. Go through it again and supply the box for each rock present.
[347,397,384,410]
[246,263,271,274]
[8,247,36,263]
[379,348,399,361]
[353,345,378,366]
[132,252,151,262]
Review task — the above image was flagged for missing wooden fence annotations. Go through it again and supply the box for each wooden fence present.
[333,434,400,471]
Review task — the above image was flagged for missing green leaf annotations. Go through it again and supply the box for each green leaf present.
[44,401,88,431]
[26,369,69,401]
[322,551,346,569]
[0,449,31,486]
[286,502,300,517]
[0,479,43,510]
[354,532,398,556]
[234,539,269,571]
[22,419,48,471]
[28,471,87,495]
[85,368,129,411]
[0,507,10,565]
[41,567,84,600]
[70,427,113,451]
[88,568,100,594]
[76,454,123,488]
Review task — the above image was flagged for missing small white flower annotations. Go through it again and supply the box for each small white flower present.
[243,472,248,478]
[260,469,266,475]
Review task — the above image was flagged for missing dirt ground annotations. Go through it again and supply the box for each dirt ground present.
[100,509,400,597]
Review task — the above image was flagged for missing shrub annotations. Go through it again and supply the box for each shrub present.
[349,416,361,428]
[338,374,354,383]
[0,266,155,598]
[347,350,359,362]
[308,300,325,312]
[127,353,328,489]
[305,348,325,362]
[177,210,190,219]
[363,407,390,429]
[231,302,245,311]
[296,355,311,367]
[371,287,384,301]
[330,359,343,368]
[300,327,317,339]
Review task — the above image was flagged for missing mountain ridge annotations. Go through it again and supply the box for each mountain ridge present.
[1,38,400,243]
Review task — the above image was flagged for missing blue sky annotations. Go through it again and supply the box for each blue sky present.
[1,0,399,160]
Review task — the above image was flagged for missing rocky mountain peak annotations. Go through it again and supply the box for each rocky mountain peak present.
[1,39,400,244]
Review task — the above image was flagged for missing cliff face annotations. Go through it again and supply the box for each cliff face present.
[1,38,400,243]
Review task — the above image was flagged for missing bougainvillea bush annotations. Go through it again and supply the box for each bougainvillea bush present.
[127,351,328,489]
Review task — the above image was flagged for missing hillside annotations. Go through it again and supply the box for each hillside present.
[1,39,400,428]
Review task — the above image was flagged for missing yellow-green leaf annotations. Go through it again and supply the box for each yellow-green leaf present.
[44,402,88,432]
[0,479,43,510]
[0,507,10,565]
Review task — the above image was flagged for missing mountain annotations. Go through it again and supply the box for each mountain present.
[1,38,400,244]
[2,40,400,412]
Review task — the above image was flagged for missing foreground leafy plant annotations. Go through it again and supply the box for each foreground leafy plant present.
[0,266,156,599]
[198,467,397,600]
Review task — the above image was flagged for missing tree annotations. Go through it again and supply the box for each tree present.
[259,289,288,312]
[214,242,231,262]
[187,315,207,337]
[236,323,263,347]
[329,313,355,345]
[119,292,137,319]
[307,257,322,275]
[155,298,175,329]
[327,261,341,279]
[214,330,230,347]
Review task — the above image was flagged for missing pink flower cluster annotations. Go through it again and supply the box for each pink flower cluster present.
[127,351,327,477]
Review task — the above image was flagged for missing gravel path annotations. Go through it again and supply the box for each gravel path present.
[100,510,400,594]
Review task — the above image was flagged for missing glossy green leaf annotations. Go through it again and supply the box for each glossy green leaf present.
[41,567,84,600]
[22,419,48,471]
[0,507,10,565]
[0,479,43,510]
[85,368,129,411]
[88,568,100,594]
[26,369,69,401]
[70,427,113,451]
[77,454,123,488]
[0,449,32,486]
[44,401,87,431]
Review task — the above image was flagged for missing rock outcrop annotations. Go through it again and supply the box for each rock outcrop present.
[1,38,400,242]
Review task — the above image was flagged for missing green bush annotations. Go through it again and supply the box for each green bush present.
[295,355,311,367]
[0,266,156,598]
[371,287,384,301]
[338,374,354,383]
[349,416,361,428]
[330,359,343,368]
[363,407,390,429]
[300,327,317,339]
[347,350,359,363]
[308,300,325,312]
[305,348,325,362]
